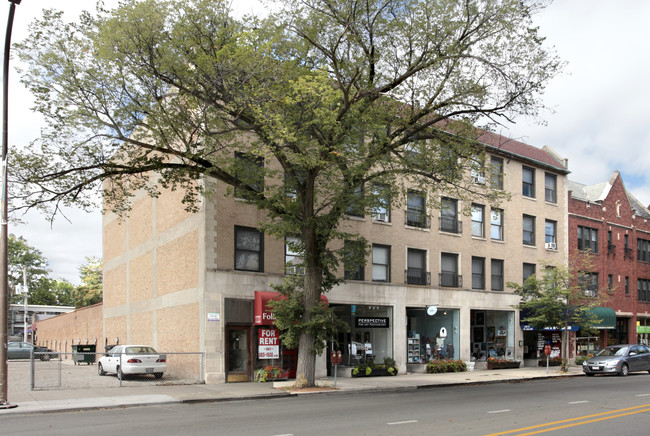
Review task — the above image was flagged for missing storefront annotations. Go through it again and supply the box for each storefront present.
[406,307,459,363]
[637,317,650,345]
[471,310,515,361]
[331,304,393,368]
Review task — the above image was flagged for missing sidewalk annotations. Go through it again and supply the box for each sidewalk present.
[1,365,584,415]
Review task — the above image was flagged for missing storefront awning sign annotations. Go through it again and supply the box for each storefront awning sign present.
[258,328,280,359]
[254,290,328,325]
[355,317,389,328]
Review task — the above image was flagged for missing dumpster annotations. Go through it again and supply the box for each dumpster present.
[71,344,96,365]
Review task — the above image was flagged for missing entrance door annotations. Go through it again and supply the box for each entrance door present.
[227,326,251,382]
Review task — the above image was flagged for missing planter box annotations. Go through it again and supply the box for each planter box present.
[487,361,521,370]
[352,367,398,377]
[538,360,561,367]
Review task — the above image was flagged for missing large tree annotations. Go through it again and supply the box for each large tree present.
[13,0,560,385]
[8,234,52,305]
[74,257,103,308]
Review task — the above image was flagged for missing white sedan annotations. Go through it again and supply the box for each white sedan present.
[98,345,167,379]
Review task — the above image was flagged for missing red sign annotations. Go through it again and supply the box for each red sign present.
[253,290,329,325]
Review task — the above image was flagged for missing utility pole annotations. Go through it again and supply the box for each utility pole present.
[22,267,27,343]
[1,0,22,409]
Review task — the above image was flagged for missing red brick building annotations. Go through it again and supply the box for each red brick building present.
[569,171,650,353]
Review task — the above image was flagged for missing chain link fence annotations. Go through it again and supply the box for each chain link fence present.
[11,351,205,390]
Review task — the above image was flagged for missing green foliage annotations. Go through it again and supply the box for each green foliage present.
[8,234,52,304]
[73,257,103,308]
[254,365,284,382]
[352,358,399,376]
[14,0,560,385]
[426,359,467,374]
[575,353,595,365]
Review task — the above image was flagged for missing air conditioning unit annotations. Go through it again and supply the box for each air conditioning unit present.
[584,289,596,297]
[285,266,305,276]
[472,175,486,185]
[373,212,389,222]
[545,242,557,250]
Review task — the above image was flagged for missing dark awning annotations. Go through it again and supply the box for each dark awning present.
[587,307,616,330]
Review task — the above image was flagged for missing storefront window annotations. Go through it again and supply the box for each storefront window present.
[406,308,459,362]
[332,305,393,366]
[470,310,515,361]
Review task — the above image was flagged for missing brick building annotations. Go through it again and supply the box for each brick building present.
[568,171,650,353]
[100,130,569,383]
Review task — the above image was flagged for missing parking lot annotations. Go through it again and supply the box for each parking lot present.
[8,352,204,393]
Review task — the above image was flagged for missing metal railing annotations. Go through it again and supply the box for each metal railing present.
[405,268,431,285]
[439,217,462,234]
[439,272,462,288]
[405,210,430,229]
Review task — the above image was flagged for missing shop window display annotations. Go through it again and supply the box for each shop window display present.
[406,308,459,363]
[470,310,515,361]
[332,305,393,367]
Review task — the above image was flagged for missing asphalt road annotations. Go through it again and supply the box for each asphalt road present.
[5,375,650,435]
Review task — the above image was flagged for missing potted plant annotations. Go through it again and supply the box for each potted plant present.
[352,357,399,377]
[254,366,288,382]
[487,357,521,370]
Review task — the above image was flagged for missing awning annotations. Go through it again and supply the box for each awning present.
[587,307,616,330]
[254,290,328,325]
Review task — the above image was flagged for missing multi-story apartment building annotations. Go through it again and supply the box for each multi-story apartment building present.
[568,171,650,353]
[103,133,568,382]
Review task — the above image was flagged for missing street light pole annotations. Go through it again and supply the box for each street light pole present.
[1,0,22,408]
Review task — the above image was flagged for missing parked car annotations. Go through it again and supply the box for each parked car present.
[582,344,650,376]
[8,341,58,361]
[98,345,167,379]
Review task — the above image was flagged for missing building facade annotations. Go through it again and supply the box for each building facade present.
[103,135,569,382]
[8,304,75,343]
[568,171,650,354]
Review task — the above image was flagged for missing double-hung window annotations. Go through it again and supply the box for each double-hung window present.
[471,204,485,238]
[285,236,304,275]
[638,238,650,262]
[371,185,391,223]
[346,185,365,218]
[406,248,428,285]
[440,253,460,287]
[472,257,485,290]
[406,191,428,228]
[545,173,557,203]
[490,156,504,190]
[490,208,504,241]
[372,245,390,282]
[234,152,264,200]
[440,197,460,233]
[491,259,504,291]
[522,166,535,198]
[523,215,535,246]
[235,226,263,272]
[577,226,598,253]
[344,240,365,280]
[545,220,557,248]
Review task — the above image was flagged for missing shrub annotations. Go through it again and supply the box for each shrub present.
[575,353,594,365]
[426,359,467,374]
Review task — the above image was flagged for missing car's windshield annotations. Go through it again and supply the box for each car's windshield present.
[597,346,628,356]
[125,346,157,354]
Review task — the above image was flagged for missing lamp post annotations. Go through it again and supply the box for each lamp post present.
[1,0,22,409]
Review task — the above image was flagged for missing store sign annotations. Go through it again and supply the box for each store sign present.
[254,290,328,325]
[356,317,389,328]
[258,328,280,359]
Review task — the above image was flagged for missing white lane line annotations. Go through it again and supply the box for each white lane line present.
[636,394,650,397]
[487,409,511,414]
[386,420,419,425]
[568,401,589,404]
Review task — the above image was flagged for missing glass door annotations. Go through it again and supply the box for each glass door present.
[227,326,251,382]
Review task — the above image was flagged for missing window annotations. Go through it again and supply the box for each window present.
[545,173,557,203]
[577,226,599,253]
[490,208,504,241]
[440,253,460,287]
[639,279,650,303]
[491,259,504,291]
[285,236,304,275]
[372,245,390,282]
[471,204,485,238]
[344,240,365,280]
[608,274,613,291]
[235,226,263,272]
[625,276,630,296]
[284,169,306,198]
[581,272,599,297]
[523,263,536,283]
[406,191,428,228]
[346,185,365,218]
[522,166,535,198]
[234,152,264,199]
[545,220,557,248]
[440,197,460,233]
[607,231,615,254]
[490,156,504,190]
[471,157,486,185]
[523,215,535,246]
[638,239,650,262]
[371,185,390,223]
[440,143,460,179]
[472,257,485,290]
[406,248,429,285]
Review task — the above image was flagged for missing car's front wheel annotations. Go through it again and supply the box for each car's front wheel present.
[98,363,106,376]
[619,363,629,376]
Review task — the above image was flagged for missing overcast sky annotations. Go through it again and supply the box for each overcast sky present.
[1,0,649,284]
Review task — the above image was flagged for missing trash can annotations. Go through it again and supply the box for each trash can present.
[71,344,96,365]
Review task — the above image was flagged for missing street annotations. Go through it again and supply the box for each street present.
[4,375,650,435]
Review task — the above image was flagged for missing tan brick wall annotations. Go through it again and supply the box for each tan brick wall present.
[104,263,127,308]
[34,304,103,355]
[103,218,127,262]
[157,303,199,352]
[129,311,154,346]
[129,196,153,248]
[156,186,195,233]
[129,251,154,303]
[104,315,127,346]
[157,230,199,295]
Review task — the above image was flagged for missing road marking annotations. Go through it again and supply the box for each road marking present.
[386,420,418,425]
[483,403,650,436]
[568,401,589,404]
[636,394,650,397]
[488,409,511,414]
